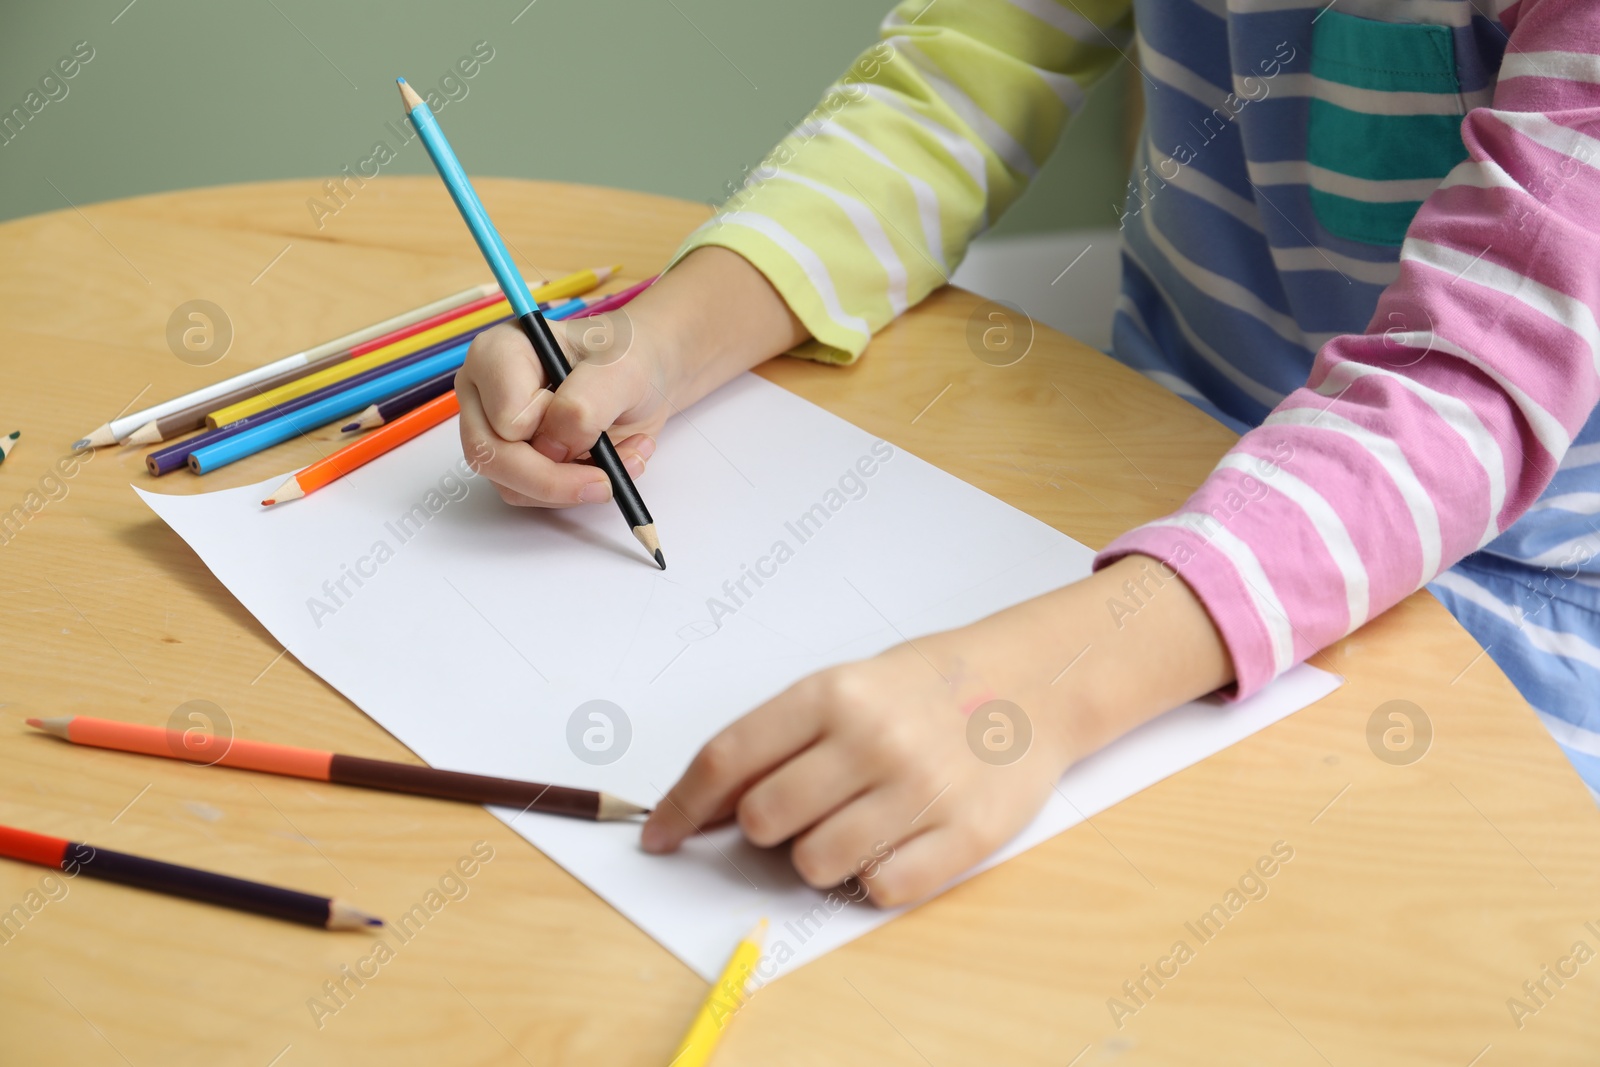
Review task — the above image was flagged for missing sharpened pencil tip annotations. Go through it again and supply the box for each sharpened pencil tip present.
[71,438,89,450]
[654,549,665,570]
[340,422,359,433]
[260,499,275,507]
[25,718,42,728]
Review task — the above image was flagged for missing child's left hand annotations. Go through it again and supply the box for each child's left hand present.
[639,635,1072,907]
[639,556,1235,907]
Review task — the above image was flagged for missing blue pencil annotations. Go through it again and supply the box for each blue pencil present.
[396,76,664,570]
[187,344,470,474]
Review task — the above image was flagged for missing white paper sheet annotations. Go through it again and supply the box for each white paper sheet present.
[136,372,1340,981]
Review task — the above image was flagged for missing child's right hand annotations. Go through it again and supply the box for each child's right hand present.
[455,314,671,508]
[455,247,812,510]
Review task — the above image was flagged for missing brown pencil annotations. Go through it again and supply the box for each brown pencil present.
[28,716,648,821]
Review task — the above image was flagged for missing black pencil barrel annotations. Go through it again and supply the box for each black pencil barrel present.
[515,311,653,530]
[66,842,333,928]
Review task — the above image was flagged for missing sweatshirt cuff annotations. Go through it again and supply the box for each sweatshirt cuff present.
[666,225,864,366]
[1093,524,1281,701]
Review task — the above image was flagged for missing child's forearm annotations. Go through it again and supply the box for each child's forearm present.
[936,555,1235,770]
[630,247,811,408]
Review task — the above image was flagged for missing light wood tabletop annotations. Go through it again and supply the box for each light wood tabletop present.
[2,178,1598,1066]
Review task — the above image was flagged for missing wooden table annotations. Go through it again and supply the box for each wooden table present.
[2,178,1597,1066]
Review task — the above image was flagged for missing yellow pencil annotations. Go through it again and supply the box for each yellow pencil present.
[204,266,623,428]
[669,920,767,1067]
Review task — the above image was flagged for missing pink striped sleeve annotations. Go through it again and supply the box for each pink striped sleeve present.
[1096,0,1600,698]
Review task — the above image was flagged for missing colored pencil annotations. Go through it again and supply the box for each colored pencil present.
[0,430,17,463]
[266,391,461,504]
[73,283,496,448]
[125,291,504,446]
[28,716,650,821]
[337,294,596,433]
[527,264,623,304]
[206,300,510,428]
[0,823,381,929]
[573,276,656,319]
[146,319,509,476]
[398,77,665,570]
[670,920,768,1067]
[187,342,472,474]
[341,369,458,433]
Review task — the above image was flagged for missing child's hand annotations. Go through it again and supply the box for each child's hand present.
[639,635,1075,908]
[456,313,671,508]
[639,556,1236,908]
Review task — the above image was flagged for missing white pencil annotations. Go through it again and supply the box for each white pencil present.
[72,283,498,449]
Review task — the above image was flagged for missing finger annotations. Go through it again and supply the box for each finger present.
[457,379,610,506]
[735,738,872,848]
[460,323,548,442]
[788,779,934,889]
[531,358,642,464]
[640,683,829,854]
[857,824,990,909]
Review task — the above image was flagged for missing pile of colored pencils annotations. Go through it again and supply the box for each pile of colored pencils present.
[76,267,657,504]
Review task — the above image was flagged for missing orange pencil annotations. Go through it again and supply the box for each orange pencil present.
[261,391,461,505]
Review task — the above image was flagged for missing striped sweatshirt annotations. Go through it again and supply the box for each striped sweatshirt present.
[672,1,1600,721]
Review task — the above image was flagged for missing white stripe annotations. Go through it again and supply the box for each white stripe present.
[1121,243,1287,408]
[1437,157,1522,195]
[853,83,990,230]
[1249,159,1443,203]
[1518,528,1600,570]
[701,212,871,339]
[1265,407,1443,585]
[1315,359,1505,547]
[1148,515,1296,674]
[1270,245,1399,286]
[1139,33,1230,110]
[804,116,947,273]
[1433,569,1600,671]
[1499,51,1600,87]
[882,30,1040,178]
[1536,709,1600,760]
[1385,329,1571,460]
[999,0,1103,44]
[765,173,909,316]
[1229,0,1470,25]
[1140,211,1311,349]
[1491,111,1600,177]
[1217,453,1371,631]
[1247,73,1484,116]
[1143,137,1266,233]
[1529,491,1600,515]
[1404,238,1600,378]
[1560,441,1600,469]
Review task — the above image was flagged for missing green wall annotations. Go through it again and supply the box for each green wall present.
[0,1,1129,236]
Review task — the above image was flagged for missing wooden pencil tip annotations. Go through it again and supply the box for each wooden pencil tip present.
[124,421,162,446]
[397,78,424,111]
[77,424,116,449]
[24,717,42,728]
[339,422,359,433]
[263,477,303,507]
[655,549,666,571]
[25,716,71,739]
[597,794,652,821]
[328,900,384,930]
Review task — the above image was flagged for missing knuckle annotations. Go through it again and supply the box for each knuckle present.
[736,792,780,846]
[790,838,838,889]
[695,733,739,782]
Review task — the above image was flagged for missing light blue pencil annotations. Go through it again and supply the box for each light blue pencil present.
[397,76,663,568]
[186,344,469,474]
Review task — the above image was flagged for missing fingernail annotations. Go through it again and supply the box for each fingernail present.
[533,434,569,463]
[637,436,657,461]
[624,454,645,479]
[579,480,612,504]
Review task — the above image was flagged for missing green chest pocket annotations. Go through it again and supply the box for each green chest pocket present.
[1307,10,1469,246]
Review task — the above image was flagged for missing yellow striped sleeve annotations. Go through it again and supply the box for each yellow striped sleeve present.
[669,0,1134,362]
